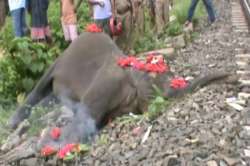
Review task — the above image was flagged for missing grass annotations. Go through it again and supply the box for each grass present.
[171,0,205,24]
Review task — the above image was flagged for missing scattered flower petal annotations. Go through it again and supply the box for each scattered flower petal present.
[170,77,188,89]
[50,127,61,140]
[41,145,57,156]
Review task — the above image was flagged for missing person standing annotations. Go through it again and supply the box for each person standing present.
[185,0,216,27]
[88,0,113,35]
[30,0,52,43]
[60,0,78,42]
[8,0,28,37]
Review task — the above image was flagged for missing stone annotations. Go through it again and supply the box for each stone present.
[1,120,30,151]
[219,160,228,166]
[244,149,250,157]
[172,34,186,49]
[20,158,38,166]
[137,48,175,57]
[207,160,218,166]
[221,156,240,165]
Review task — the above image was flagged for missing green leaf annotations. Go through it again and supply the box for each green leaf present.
[22,78,34,92]
[29,63,39,73]
[152,84,163,96]
[37,62,45,72]
[79,144,90,152]
[63,153,76,161]
[154,96,165,104]
[21,54,32,65]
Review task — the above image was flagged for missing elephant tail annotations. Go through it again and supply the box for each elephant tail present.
[164,72,231,98]
[9,60,58,130]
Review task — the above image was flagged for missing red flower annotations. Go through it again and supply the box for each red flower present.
[157,64,168,73]
[57,144,76,159]
[170,78,188,89]
[144,63,153,72]
[132,61,145,70]
[50,127,61,140]
[146,54,154,63]
[117,56,137,67]
[117,55,169,73]
[85,23,102,33]
[41,145,57,156]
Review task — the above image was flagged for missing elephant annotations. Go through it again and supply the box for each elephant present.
[8,32,230,149]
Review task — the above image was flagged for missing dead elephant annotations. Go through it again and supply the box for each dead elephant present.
[8,32,230,149]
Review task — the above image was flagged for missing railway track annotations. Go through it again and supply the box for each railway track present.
[230,1,250,164]
[232,0,249,32]
[229,0,250,106]
[240,0,250,28]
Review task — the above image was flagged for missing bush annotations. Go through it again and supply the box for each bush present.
[133,31,165,53]
[0,1,92,101]
[0,37,59,100]
[166,20,183,36]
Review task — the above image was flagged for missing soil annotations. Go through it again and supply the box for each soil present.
[2,0,250,165]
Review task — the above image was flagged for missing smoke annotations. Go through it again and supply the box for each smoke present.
[58,95,97,145]
[37,94,98,150]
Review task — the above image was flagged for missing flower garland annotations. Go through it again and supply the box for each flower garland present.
[57,143,77,159]
[85,23,103,33]
[117,54,169,74]
[40,127,89,160]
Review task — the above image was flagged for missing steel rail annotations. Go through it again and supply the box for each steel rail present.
[240,0,250,28]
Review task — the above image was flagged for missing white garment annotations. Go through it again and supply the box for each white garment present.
[8,0,26,11]
[93,0,112,20]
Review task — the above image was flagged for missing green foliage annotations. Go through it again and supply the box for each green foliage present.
[0,105,15,145]
[0,1,93,101]
[166,20,183,36]
[133,31,166,53]
[0,37,59,100]
[77,1,92,29]
[171,0,205,24]
[145,96,168,120]
[0,17,14,45]
[48,1,67,50]
[115,113,143,126]
[96,134,109,145]
[144,85,169,121]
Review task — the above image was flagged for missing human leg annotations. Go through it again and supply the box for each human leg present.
[187,0,199,22]
[20,8,28,35]
[68,24,78,41]
[11,8,24,37]
[62,22,70,41]
[202,0,216,23]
